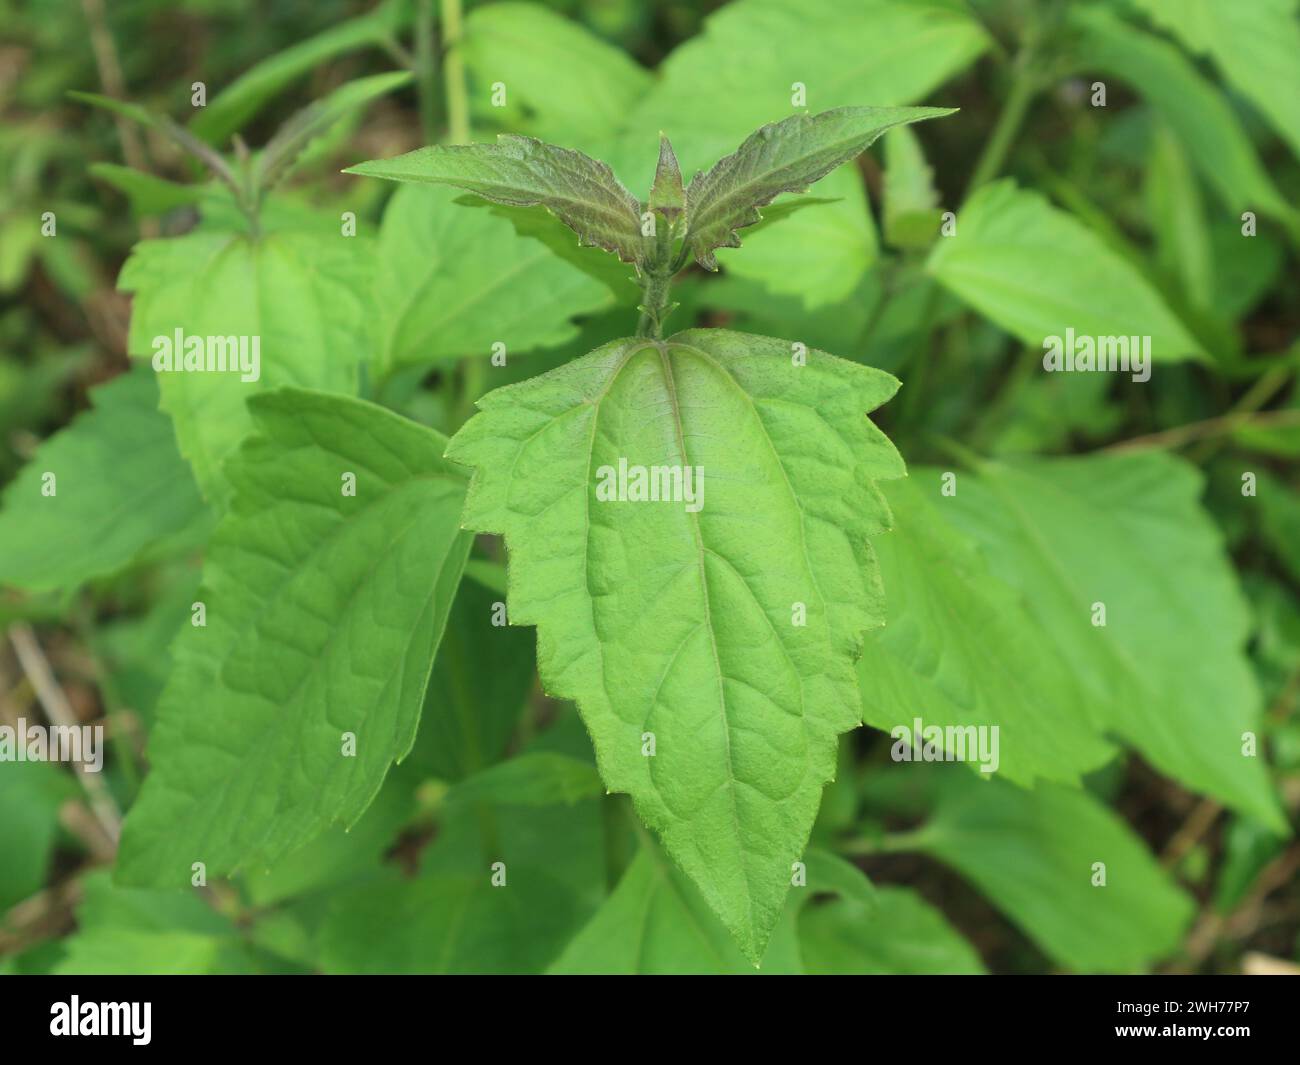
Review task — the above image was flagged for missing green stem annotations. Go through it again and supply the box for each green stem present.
[455,353,486,428]
[636,271,674,338]
[965,17,1046,195]
[1187,367,1292,462]
[838,827,936,856]
[414,0,438,142]
[904,20,1046,427]
[440,0,469,144]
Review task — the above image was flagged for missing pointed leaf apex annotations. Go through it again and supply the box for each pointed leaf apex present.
[649,135,685,221]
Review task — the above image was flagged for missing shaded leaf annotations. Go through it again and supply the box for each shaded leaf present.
[0,366,210,593]
[116,390,473,886]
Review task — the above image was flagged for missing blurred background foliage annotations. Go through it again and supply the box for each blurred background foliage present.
[0,0,1298,975]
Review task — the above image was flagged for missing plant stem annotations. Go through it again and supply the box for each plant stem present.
[455,351,486,428]
[838,827,935,856]
[440,0,469,144]
[636,270,674,339]
[415,0,439,142]
[1103,387,1299,456]
[966,17,1046,194]
[966,66,1037,193]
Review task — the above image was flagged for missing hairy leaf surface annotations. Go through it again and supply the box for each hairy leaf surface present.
[684,106,952,269]
[446,328,904,959]
[347,136,645,264]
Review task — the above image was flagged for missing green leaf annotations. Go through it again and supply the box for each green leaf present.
[927,180,1207,362]
[1214,814,1286,913]
[683,105,953,270]
[0,366,210,593]
[320,799,604,974]
[945,452,1284,829]
[1067,5,1296,225]
[648,135,685,222]
[373,185,612,374]
[549,847,800,974]
[445,329,904,961]
[91,564,200,728]
[70,91,237,188]
[713,166,877,309]
[190,0,410,146]
[240,773,418,907]
[913,770,1195,972]
[446,752,604,808]
[115,389,473,887]
[698,270,883,364]
[120,222,372,507]
[52,871,254,975]
[1132,0,1300,164]
[256,72,413,191]
[883,124,941,249]
[89,163,208,217]
[1144,122,1214,311]
[859,475,1116,787]
[1256,470,1300,585]
[799,886,985,974]
[607,0,988,183]
[0,761,73,911]
[346,135,645,265]
[463,1,652,144]
[457,198,638,301]
[408,573,536,782]
[550,841,871,973]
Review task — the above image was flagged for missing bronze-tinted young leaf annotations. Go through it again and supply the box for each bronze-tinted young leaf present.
[346,135,645,264]
[683,105,954,269]
[648,134,685,222]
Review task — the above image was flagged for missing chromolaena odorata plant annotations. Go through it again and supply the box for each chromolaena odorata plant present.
[345,105,954,960]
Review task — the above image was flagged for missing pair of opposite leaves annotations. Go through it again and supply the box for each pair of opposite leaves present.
[349,106,953,962]
[123,106,951,965]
